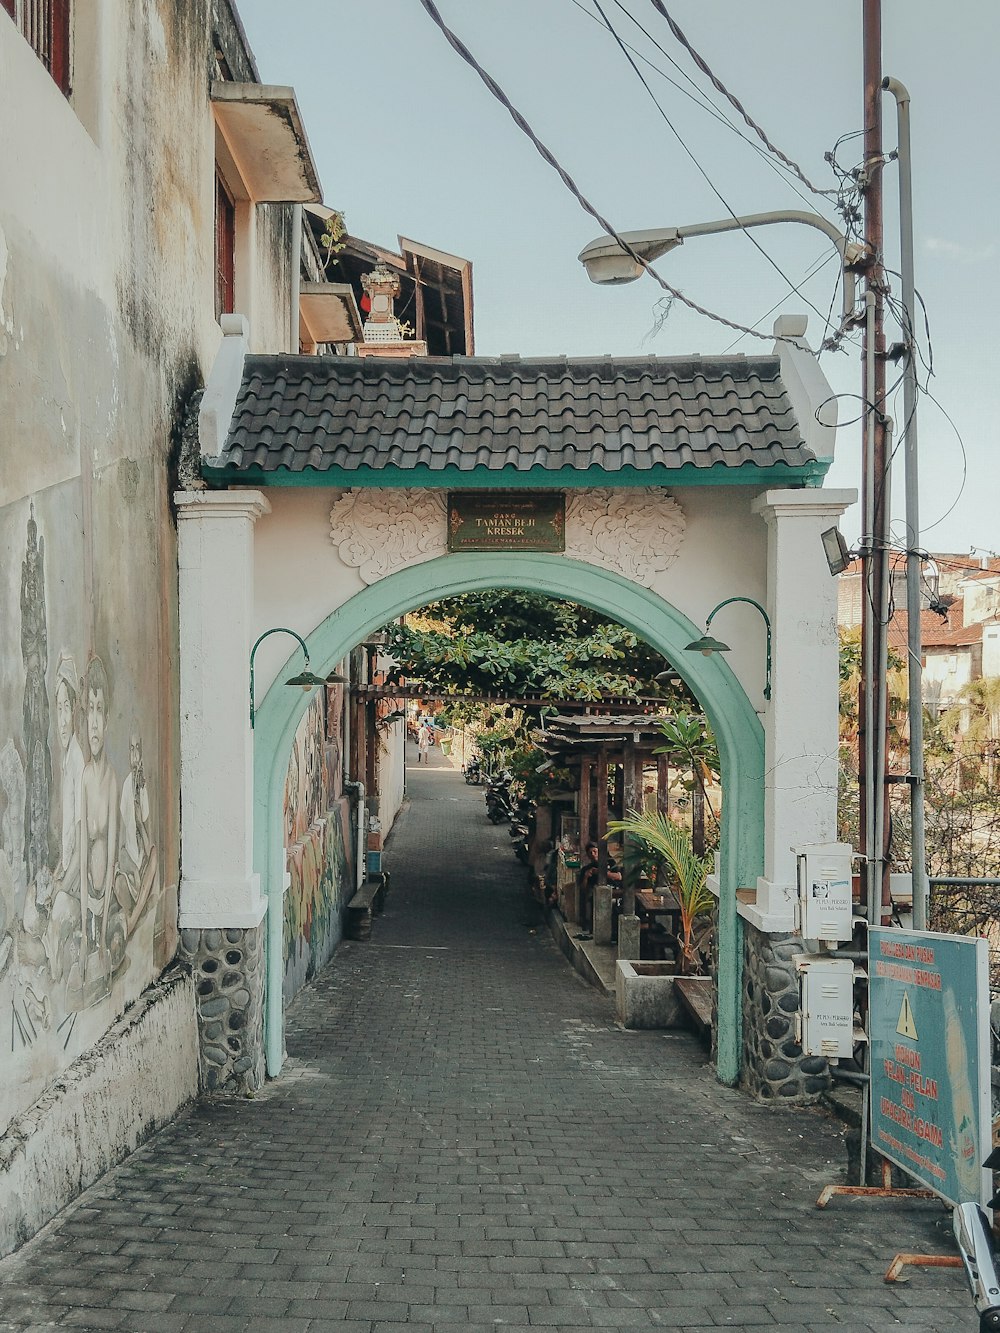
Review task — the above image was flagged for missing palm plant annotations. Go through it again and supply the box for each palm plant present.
[607,810,715,974]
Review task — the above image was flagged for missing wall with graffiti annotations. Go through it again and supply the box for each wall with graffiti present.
[282,682,355,1002]
[0,485,176,1134]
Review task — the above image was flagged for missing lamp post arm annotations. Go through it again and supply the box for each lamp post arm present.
[673,212,857,327]
[249,627,311,729]
[705,597,772,702]
[580,211,857,327]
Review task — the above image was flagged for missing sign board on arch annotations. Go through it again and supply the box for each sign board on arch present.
[868,927,991,1207]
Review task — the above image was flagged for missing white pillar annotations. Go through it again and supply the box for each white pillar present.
[175,490,271,928]
[748,488,856,929]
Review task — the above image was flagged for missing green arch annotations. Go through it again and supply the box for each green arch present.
[253,553,764,1085]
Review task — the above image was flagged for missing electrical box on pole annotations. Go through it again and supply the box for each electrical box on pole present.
[796,956,855,1058]
[796,842,854,942]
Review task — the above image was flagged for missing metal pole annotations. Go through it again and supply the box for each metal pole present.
[858,0,891,1192]
[883,76,929,931]
[861,0,891,928]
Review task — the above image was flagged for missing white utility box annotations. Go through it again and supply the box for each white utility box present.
[796,956,855,1058]
[796,841,854,942]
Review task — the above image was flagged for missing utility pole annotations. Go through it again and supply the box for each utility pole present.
[860,0,892,931]
[883,76,929,930]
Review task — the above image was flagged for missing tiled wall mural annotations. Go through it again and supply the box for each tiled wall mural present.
[282,684,354,1001]
[0,500,170,1126]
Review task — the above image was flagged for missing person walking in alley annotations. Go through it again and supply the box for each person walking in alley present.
[417,720,432,764]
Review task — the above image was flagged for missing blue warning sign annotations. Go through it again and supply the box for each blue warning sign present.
[869,928,991,1206]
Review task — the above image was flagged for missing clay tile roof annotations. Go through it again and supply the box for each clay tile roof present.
[888,603,997,652]
[205,353,819,479]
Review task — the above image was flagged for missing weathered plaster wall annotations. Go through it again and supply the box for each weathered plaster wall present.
[281,690,354,1002]
[0,2,212,1138]
[0,966,197,1259]
[377,722,406,837]
[0,0,301,1238]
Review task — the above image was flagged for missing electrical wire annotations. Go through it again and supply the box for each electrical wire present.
[916,385,969,535]
[645,0,837,198]
[566,0,831,216]
[416,0,811,346]
[720,247,839,353]
[588,0,839,335]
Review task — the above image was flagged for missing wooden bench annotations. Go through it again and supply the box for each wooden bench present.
[673,976,713,1042]
[345,871,391,941]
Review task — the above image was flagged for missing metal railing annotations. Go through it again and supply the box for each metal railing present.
[929,877,1000,992]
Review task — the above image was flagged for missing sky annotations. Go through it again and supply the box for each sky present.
[237,1,998,557]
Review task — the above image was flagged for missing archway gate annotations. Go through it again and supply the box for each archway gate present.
[175,322,854,1098]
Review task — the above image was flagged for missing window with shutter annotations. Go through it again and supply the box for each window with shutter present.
[215,173,236,320]
[2,0,71,96]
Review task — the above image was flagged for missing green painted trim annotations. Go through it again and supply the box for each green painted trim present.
[205,460,830,490]
[253,553,765,1086]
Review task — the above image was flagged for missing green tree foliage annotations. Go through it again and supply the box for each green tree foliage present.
[384,591,687,703]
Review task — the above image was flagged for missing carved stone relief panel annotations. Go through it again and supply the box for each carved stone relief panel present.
[329,488,447,584]
[329,487,685,588]
[563,489,685,586]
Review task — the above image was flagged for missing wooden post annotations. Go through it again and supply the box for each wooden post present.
[595,745,609,886]
[579,755,592,851]
[692,770,706,859]
[656,754,669,818]
[366,701,378,798]
[622,738,637,914]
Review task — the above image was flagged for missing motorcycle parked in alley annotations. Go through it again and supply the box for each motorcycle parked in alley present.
[485,774,513,824]
[464,756,482,785]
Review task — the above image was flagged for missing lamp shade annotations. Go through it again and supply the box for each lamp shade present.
[285,669,326,688]
[684,634,731,656]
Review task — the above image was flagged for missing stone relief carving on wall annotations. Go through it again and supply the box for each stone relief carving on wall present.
[329,489,448,584]
[1,508,162,1068]
[563,489,685,586]
[329,487,685,588]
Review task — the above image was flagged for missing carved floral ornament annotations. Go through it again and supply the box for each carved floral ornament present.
[329,488,685,588]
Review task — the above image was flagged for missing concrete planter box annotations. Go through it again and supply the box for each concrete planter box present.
[616,960,709,1030]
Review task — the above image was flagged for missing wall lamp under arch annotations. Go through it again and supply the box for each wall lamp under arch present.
[684,597,772,702]
[249,627,329,728]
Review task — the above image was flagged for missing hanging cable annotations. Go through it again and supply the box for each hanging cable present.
[566,0,832,215]
[416,0,810,346]
[721,248,841,353]
[645,0,837,197]
[916,385,969,535]
[589,0,838,334]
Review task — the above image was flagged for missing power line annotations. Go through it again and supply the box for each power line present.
[588,0,838,334]
[917,385,969,536]
[645,0,836,198]
[416,0,810,346]
[721,248,840,354]
[566,0,830,216]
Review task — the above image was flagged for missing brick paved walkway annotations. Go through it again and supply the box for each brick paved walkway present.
[0,752,971,1330]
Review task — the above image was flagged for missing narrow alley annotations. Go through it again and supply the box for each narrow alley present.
[0,751,970,1331]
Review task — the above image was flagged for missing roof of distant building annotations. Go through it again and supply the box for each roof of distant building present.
[887,602,1000,652]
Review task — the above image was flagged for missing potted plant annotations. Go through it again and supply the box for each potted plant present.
[607,810,715,975]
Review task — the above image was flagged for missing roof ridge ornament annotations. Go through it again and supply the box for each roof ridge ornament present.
[360,261,409,346]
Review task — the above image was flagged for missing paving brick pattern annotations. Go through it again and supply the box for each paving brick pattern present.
[0,752,971,1330]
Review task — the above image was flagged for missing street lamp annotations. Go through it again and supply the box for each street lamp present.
[249,627,326,728]
[578,210,860,330]
[684,597,772,702]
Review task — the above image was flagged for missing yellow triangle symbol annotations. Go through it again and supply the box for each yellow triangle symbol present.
[896,992,918,1041]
